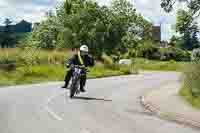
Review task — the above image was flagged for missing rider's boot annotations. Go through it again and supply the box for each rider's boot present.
[61,85,67,88]
[80,86,86,92]
[61,82,68,89]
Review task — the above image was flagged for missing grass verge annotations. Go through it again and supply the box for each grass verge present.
[179,87,200,109]
[179,62,200,109]
[0,64,137,86]
[135,58,187,71]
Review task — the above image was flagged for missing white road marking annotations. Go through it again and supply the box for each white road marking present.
[44,106,63,121]
[47,90,69,103]
[44,89,69,121]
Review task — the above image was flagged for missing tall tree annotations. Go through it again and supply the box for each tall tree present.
[29,0,151,57]
[1,18,16,48]
[176,10,199,49]
[161,0,200,18]
[161,0,200,49]
[110,0,151,51]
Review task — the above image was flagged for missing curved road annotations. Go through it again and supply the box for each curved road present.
[0,71,199,133]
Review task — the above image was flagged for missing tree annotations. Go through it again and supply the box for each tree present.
[161,0,200,18]
[176,10,199,49]
[0,18,16,48]
[0,32,3,47]
[4,18,12,26]
[110,0,151,52]
[29,12,62,49]
[27,0,151,57]
[161,0,200,50]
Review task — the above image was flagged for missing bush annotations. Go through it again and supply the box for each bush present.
[174,48,191,61]
[137,41,159,59]
[169,59,176,64]
[154,47,191,61]
[191,48,200,62]
[119,65,131,74]
[180,62,200,108]
[180,87,200,108]
[15,65,66,84]
[121,49,136,59]
[111,54,120,63]
[101,53,113,65]
[88,65,123,78]
[0,49,17,64]
[0,49,17,71]
[134,58,185,71]
[0,57,16,64]
[183,63,200,97]
[128,49,137,58]
[16,48,72,66]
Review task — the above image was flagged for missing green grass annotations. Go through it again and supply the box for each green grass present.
[0,48,190,87]
[0,63,137,86]
[180,87,200,109]
[134,58,187,71]
[0,48,73,66]
[0,57,189,86]
[179,62,200,109]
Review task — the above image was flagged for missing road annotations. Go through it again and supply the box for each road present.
[0,71,199,133]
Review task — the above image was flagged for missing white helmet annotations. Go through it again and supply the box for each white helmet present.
[80,45,89,52]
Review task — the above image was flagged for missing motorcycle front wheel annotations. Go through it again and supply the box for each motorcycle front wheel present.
[70,78,80,98]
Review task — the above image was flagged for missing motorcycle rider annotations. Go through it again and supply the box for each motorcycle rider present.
[62,45,95,92]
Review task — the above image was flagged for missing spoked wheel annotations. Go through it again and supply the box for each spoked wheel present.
[69,79,79,98]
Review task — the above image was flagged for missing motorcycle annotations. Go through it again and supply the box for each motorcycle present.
[69,65,87,98]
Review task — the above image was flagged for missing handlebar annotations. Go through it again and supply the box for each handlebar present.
[65,64,90,72]
[71,65,89,72]
[72,65,86,69]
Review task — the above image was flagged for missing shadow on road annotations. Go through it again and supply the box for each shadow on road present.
[73,96,112,102]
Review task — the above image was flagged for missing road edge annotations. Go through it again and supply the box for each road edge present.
[140,94,200,129]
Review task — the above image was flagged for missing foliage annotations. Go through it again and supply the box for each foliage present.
[182,62,200,98]
[0,48,190,86]
[26,0,151,57]
[16,33,31,47]
[176,10,199,50]
[0,18,17,48]
[0,49,17,64]
[136,40,159,59]
[0,62,138,86]
[180,56,200,109]
[180,86,200,109]
[158,47,191,61]
[120,49,136,59]
[161,0,200,17]
[16,48,72,66]
[191,48,200,61]
[161,0,200,50]
[135,39,191,61]
[101,53,113,65]
[0,48,72,70]
[134,58,186,71]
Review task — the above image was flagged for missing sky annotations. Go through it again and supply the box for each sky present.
[0,0,187,41]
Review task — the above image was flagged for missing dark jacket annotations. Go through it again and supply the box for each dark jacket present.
[67,54,95,67]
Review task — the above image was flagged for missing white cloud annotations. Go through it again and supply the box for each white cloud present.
[0,0,63,24]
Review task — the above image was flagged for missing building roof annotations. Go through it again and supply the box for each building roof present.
[16,20,32,25]
[0,20,32,33]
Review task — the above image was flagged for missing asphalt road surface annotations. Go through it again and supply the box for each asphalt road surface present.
[0,71,199,133]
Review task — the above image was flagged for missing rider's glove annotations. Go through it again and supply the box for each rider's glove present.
[70,64,75,69]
